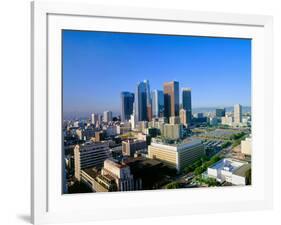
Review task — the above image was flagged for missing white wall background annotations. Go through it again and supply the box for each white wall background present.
[0,0,280,224]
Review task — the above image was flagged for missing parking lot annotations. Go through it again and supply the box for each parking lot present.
[198,128,241,140]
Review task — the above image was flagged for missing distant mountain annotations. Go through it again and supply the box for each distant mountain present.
[63,111,120,121]
[64,106,251,120]
[192,106,251,114]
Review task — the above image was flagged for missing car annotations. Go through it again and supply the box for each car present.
[185,175,195,182]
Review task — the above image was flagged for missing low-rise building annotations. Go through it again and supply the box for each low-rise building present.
[207,158,251,185]
[163,123,183,140]
[136,121,148,133]
[81,168,117,192]
[209,117,218,126]
[241,137,252,155]
[148,119,165,135]
[221,115,233,126]
[101,159,142,191]
[122,139,147,157]
[105,125,117,137]
[94,130,105,142]
[81,159,142,192]
[148,139,205,172]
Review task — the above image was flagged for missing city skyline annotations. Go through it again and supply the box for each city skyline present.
[63,30,252,194]
[63,30,251,117]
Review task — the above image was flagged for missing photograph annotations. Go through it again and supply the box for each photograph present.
[62,30,252,194]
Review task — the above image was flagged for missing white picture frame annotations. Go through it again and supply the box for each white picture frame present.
[31,1,274,224]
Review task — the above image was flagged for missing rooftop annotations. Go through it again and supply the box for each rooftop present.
[104,158,127,169]
[125,157,163,168]
[150,138,203,151]
[209,158,248,173]
[122,139,146,144]
[78,141,109,151]
[233,163,251,177]
[82,168,99,178]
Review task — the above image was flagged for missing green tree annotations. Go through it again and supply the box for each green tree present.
[194,160,202,168]
[221,141,231,148]
[194,166,205,176]
[200,155,208,162]
[183,165,193,174]
[166,181,181,189]
[210,155,221,164]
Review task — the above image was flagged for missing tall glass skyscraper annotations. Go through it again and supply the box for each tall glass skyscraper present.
[144,80,151,106]
[182,88,192,125]
[135,80,151,121]
[164,81,180,118]
[120,92,134,122]
[151,89,164,117]
[144,80,152,121]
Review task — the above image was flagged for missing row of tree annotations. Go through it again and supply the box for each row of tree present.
[183,155,221,175]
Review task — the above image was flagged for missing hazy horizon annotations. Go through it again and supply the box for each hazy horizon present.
[63,105,252,120]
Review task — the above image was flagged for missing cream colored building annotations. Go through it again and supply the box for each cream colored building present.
[75,128,83,140]
[101,159,142,191]
[122,139,147,156]
[81,168,115,192]
[234,104,242,125]
[221,115,233,126]
[74,141,110,181]
[241,137,252,155]
[179,109,187,126]
[163,123,183,140]
[148,119,165,134]
[80,158,143,192]
[169,116,180,124]
[148,139,205,171]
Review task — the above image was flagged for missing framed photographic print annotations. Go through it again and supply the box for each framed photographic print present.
[31,1,274,224]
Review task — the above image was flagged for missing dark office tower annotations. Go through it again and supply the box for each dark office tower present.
[135,81,148,121]
[151,89,164,117]
[164,81,180,119]
[182,88,192,125]
[120,92,135,122]
[216,108,226,117]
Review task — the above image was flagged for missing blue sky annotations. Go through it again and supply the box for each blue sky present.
[63,30,251,116]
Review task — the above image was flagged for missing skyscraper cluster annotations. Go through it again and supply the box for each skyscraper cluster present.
[120,80,192,126]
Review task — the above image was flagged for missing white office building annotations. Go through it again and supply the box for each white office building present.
[103,111,113,123]
[207,158,251,185]
[130,110,136,130]
[91,113,98,125]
